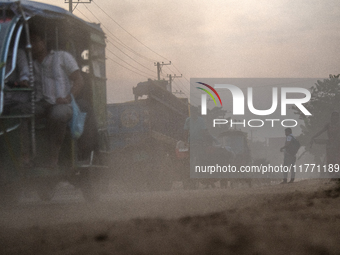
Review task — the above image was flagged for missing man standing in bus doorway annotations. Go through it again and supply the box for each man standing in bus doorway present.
[16,29,83,168]
[280,128,297,184]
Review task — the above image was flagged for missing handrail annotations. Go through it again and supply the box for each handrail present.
[17,1,36,157]
[4,25,23,80]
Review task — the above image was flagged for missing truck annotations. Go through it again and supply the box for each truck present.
[107,79,189,191]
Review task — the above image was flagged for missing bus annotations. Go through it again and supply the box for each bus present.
[0,0,109,204]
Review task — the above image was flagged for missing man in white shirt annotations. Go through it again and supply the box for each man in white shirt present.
[16,30,83,168]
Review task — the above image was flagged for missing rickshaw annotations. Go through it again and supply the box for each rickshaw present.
[0,0,109,204]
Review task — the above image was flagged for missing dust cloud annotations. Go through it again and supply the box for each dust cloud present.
[1,178,340,254]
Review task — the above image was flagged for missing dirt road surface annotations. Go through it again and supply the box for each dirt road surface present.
[0,179,340,254]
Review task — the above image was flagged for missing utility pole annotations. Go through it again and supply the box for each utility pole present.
[65,0,92,13]
[154,61,171,80]
[167,73,182,93]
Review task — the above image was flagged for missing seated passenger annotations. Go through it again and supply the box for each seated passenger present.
[3,48,30,113]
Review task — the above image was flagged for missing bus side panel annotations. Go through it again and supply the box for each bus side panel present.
[92,78,107,130]
[0,125,21,183]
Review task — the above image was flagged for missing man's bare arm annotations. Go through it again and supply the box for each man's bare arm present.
[56,70,84,104]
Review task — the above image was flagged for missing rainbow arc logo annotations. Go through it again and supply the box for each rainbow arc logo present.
[196,82,222,106]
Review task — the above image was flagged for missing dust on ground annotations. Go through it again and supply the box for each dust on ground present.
[1,179,340,255]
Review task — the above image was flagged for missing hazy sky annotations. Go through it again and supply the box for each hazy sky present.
[31,0,340,102]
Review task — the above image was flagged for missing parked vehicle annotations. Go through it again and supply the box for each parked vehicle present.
[0,0,109,204]
[107,79,189,191]
[218,130,252,188]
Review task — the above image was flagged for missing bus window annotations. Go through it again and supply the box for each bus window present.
[91,43,105,78]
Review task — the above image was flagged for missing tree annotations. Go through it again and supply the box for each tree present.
[294,74,340,162]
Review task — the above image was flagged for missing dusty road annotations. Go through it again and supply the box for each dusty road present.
[0,179,340,254]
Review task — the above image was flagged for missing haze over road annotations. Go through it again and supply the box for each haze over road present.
[1,179,340,254]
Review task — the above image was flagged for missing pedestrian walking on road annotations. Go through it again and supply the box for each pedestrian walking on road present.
[280,128,299,184]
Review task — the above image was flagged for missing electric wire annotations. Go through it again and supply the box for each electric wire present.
[107,56,153,79]
[106,47,157,78]
[163,65,189,95]
[107,40,155,74]
[172,80,186,96]
[74,7,91,22]
[78,2,194,100]
[77,5,157,77]
[92,0,170,62]
[76,6,156,79]
[82,3,157,63]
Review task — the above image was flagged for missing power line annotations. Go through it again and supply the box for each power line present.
[74,7,156,79]
[172,80,187,96]
[92,0,170,62]
[73,7,91,22]
[171,63,195,92]
[164,65,190,95]
[107,40,155,73]
[65,0,92,13]
[78,4,158,76]
[106,47,157,78]
[107,56,153,79]
[78,2,193,97]
[75,7,156,78]
[81,3,157,63]
[102,26,156,63]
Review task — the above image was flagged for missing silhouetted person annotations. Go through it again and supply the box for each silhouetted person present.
[280,128,297,183]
